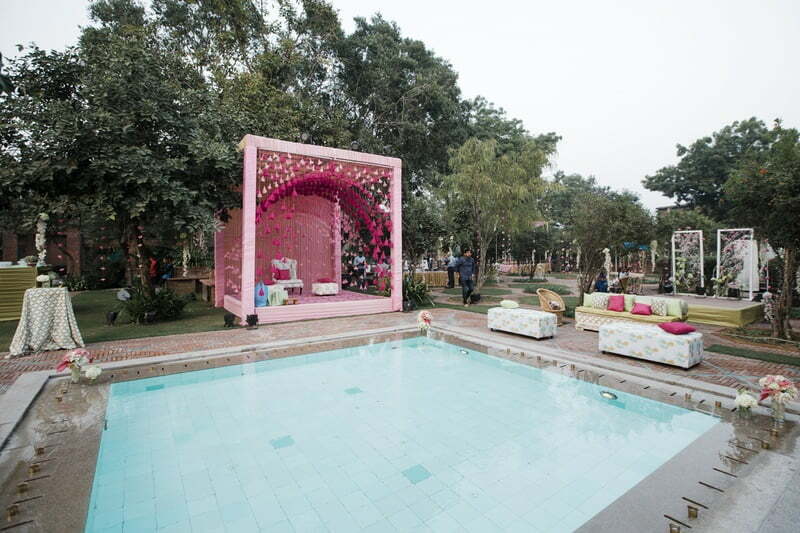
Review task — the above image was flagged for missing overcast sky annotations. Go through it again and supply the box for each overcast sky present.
[3,0,799,210]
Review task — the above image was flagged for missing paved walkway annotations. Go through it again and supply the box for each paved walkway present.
[1,306,799,394]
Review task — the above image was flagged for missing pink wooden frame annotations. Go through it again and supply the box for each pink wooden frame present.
[216,135,402,324]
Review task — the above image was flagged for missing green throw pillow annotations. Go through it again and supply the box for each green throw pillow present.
[623,294,635,312]
[500,299,519,309]
[667,299,684,318]
[583,293,593,307]
[634,295,652,306]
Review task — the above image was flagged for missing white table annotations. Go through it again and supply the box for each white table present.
[312,282,339,296]
[599,323,704,369]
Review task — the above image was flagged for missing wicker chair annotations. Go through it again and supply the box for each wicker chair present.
[536,288,566,325]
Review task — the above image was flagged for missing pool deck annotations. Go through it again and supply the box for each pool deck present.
[1,308,797,394]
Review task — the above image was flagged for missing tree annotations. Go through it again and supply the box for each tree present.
[0,6,240,285]
[442,137,554,288]
[402,193,445,267]
[570,191,654,298]
[725,124,800,339]
[336,15,469,194]
[643,118,772,219]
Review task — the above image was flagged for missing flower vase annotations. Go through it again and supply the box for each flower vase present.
[70,366,81,384]
[771,399,785,425]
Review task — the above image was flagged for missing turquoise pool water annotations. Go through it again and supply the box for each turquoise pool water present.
[85,337,718,533]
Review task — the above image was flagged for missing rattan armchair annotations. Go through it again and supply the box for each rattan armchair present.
[536,288,566,325]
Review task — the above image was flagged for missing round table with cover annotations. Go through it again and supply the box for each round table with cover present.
[8,288,84,357]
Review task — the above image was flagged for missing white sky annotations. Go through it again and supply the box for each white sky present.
[3,0,799,210]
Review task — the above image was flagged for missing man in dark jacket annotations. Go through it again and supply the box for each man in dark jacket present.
[453,249,476,306]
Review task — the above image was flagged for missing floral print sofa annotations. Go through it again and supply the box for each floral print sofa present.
[598,322,704,369]
[488,307,557,339]
[575,293,688,331]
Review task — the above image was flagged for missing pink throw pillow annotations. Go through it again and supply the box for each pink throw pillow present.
[317,277,333,283]
[658,322,696,335]
[263,280,275,286]
[607,294,624,312]
[276,269,291,281]
[631,303,652,316]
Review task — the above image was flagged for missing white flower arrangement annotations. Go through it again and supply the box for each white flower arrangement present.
[84,365,103,381]
[417,310,432,332]
[734,389,758,410]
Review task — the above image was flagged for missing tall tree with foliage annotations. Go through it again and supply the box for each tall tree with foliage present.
[644,118,772,219]
[570,191,654,298]
[442,137,554,288]
[725,123,800,339]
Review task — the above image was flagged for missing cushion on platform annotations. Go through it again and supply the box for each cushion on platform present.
[631,303,652,316]
[575,307,682,324]
[624,294,635,311]
[592,293,610,310]
[651,298,669,317]
[500,299,519,309]
[658,322,696,335]
[276,269,291,281]
[607,295,624,312]
[667,299,684,318]
[317,277,333,283]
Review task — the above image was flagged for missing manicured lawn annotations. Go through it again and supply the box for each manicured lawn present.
[510,283,573,295]
[0,289,230,351]
[424,302,493,315]
[706,344,800,367]
[442,287,512,296]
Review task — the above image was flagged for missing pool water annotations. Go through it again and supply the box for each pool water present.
[85,337,717,532]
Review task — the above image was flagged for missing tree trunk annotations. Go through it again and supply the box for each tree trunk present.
[773,247,796,339]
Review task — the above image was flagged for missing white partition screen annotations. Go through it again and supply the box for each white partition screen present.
[716,228,757,300]
[671,230,704,295]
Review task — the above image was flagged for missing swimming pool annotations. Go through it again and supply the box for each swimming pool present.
[84,337,718,532]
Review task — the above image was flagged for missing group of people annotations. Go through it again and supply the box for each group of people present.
[347,253,390,290]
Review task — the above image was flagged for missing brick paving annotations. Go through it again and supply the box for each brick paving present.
[1,303,799,394]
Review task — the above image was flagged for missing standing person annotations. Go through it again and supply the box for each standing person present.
[446,253,458,289]
[453,249,476,306]
[353,252,366,290]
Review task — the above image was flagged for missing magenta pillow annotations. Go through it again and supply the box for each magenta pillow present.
[317,277,333,283]
[276,269,291,281]
[631,303,652,316]
[263,280,275,286]
[658,322,696,335]
[607,294,624,312]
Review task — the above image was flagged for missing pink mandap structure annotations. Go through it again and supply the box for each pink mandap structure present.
[215,135,402,324]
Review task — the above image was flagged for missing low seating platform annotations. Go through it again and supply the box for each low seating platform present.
[488,307,557,339]
[599,322,704,369]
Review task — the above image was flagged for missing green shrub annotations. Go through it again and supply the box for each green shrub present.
[64,275,89,291]
[403,274,433,308]
[122,283,189,323]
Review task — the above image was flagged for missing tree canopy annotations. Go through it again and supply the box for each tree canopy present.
[643,118,772,219]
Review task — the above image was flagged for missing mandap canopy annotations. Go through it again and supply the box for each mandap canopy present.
[215,135,402,323]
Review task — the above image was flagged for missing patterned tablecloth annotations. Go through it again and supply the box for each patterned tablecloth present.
[8,288,84,357]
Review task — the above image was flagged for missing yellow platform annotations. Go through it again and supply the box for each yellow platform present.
[687,302,763,328]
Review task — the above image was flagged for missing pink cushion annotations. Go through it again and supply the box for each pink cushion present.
[658,322,696,335]
[607,294,624,312]
[631,303,652,316]
[263,280,275,286]
[317,277,333,283]
[276,269,291,281]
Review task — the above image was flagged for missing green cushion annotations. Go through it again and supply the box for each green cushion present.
[667,299,684,318]
[500,299,519,309]
[634,295,652,306]
[583,293,593,307]
[623,294,635,312]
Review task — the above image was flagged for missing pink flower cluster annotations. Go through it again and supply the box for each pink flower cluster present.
[56,348,92,372]
[759,374,798,403]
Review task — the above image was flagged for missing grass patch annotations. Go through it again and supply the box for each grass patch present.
[706,344,800,367]
[512,283,572,296]
[0,289,229,351]
[517,296,579,318]
[447,296,503,305]
[442,287,512,296]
